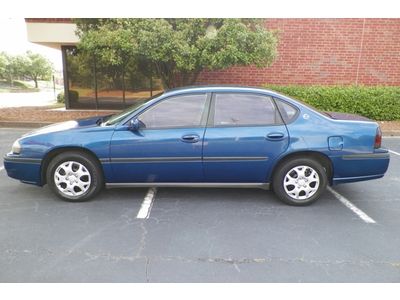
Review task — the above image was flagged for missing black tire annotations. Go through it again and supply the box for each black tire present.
[46,151,104,202]
[272,157,328,206]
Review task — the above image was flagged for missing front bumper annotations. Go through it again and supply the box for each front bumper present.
[3,153,42,185]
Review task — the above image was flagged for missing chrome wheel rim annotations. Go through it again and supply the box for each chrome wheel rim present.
[54,161,91,197]
[283,165,320,201]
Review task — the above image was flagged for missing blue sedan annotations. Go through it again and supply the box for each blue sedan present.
[3,86,390,205]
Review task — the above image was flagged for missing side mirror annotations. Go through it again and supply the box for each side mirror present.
[128,118,142,131]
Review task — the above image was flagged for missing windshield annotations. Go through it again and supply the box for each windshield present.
[102,92,164,126]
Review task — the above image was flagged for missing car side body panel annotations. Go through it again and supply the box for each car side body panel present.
[4,119,115,185]
[266,95,389,184]
[202,124,289,182]
[3,86,390,189]
[108,127,206,183]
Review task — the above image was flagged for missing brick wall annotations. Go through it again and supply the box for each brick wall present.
[197,19,400,86]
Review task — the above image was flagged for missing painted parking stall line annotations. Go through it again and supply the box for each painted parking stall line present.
[0,166,4,172]
[327,187,376,224]
[389,149,400,156]
[136,187,157,219]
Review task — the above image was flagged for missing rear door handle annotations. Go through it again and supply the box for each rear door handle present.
[266,132,285,141]
[181,134,200,143]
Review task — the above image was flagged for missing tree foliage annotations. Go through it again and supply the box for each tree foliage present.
[0,51,53,88]
[75,19,278,88]
[266,85,400,121]
[23,51,54,88]
[0,52,23,86]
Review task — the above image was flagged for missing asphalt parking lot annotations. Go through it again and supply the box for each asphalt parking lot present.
[0,128,399,282]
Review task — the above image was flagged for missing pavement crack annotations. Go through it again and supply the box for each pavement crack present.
[32,206,139,279]
[135,221,148,258]
[145,257,150,282]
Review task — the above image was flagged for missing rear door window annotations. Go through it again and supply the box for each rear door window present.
[212,93,282,126]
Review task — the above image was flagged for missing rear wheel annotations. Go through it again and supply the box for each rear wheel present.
[272,157,328,206]
[46,151,103,202]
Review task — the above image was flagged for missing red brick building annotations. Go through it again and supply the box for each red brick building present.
[197,19,400,86]
[25,18,400,109]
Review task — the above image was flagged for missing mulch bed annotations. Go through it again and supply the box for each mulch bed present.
[0,106,118,124]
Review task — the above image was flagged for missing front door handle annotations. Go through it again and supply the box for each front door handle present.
[181,134,200,143]
[266,132,285,141]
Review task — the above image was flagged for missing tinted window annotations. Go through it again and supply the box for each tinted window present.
[213,93,281,126]
[138,94,207,128]
[275,99,299,123]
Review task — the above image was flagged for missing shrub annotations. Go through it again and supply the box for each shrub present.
[264,85,400,121]
[57,92,64,103]
[68,90,79,102]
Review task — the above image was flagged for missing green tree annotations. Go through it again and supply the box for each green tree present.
[75,19,278,89]
[0,52,22,87]
[22,51,54,88]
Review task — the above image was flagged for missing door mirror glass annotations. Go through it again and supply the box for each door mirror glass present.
[128,118,143,131]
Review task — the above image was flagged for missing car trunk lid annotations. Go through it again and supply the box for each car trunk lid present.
[323,111,373,122]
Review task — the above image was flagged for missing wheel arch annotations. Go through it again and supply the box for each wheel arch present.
[269,151,334,186]
[40,146,104,185]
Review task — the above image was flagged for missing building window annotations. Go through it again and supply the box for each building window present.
[62,46,163,110]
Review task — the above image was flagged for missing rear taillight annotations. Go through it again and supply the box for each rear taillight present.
[374,127,382,149]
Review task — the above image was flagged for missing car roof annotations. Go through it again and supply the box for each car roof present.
[162,85,284,98]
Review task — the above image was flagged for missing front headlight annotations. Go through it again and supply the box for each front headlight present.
[12,140,21,154]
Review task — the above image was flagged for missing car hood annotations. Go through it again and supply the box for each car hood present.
[22,115,111,137]
[324,111,373,122]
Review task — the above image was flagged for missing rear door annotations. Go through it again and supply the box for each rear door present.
[203,92,289,183]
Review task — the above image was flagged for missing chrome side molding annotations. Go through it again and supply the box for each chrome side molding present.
[106,182,270,190]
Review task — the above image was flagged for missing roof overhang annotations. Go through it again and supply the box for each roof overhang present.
[25,21,79,49]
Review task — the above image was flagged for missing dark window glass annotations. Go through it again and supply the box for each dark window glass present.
[213,93,281,126]
[63,46,164,110]
[275,99,299,123]
[138,94,207,128]
[64,47,97,109]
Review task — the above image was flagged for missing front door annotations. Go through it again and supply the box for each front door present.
[203,92,289,183]
[109,93,209,183]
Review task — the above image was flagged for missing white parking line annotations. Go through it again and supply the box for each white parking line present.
[136,187,157,219]
[327,187,376,224]
[0,166,4,172]
[389,149,400,156]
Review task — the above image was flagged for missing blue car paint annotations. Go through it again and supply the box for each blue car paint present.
[202,125,289,182]
[109,127,205,183]
[3,86,390,188]
[4,117,115,185]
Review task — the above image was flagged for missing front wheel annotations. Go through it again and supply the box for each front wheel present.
[272,158,328,206]
[46,151,104,202]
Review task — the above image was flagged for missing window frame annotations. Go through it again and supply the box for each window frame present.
[273,96,300,125]
[129,92,212,130]
[207,92,284,128]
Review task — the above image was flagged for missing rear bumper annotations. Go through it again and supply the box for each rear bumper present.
[331,151,390,185]
[3,154,42,186]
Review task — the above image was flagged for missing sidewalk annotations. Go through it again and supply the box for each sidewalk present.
[0,90,58,108]
[0,105,399,136]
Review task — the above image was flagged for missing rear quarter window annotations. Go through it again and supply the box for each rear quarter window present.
[275,99,299,123]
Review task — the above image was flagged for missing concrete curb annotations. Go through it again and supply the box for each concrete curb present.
[382,131,400,137]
